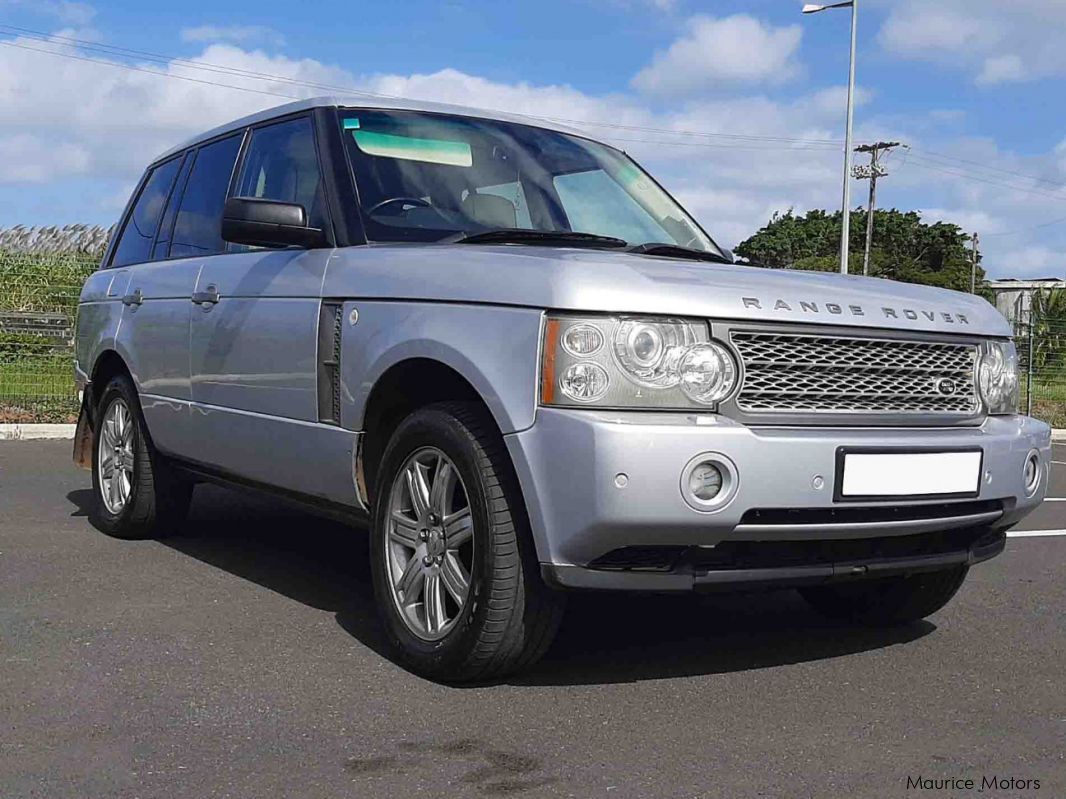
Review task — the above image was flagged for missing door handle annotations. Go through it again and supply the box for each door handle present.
[121,289,143,307]
[191,285,220,306]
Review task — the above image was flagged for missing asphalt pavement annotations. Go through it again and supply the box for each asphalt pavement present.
[2,440,1064,798]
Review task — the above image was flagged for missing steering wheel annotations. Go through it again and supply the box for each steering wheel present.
[367,197,432,216]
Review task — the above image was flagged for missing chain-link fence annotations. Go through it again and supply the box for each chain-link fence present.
[1,226,1064,428]
[1016,309,1066,429]
[0,226,107,423]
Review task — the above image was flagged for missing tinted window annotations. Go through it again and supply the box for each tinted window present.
[110,157,181,267]
[152,152,192,261]
[170,133,242,258]
[554,169,672,245]
[235,117,327,230]
[340,109,721,255]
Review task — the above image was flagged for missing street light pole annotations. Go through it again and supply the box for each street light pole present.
[803,0,858,275]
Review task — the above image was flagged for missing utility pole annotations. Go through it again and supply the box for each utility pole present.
[852,141,900,276]
[970,231,980,294]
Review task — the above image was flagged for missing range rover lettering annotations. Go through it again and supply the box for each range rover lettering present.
[74,97,1051,681]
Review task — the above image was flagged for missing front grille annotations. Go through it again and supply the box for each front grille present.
[730,331,979,415]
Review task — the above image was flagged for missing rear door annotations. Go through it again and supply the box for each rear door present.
[187,114,337,492]
[108,153,197,457]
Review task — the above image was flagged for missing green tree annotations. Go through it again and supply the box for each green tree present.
[734,208,988,297]
[1030,287,1066,383]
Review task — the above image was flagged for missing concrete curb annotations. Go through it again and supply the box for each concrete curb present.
[0,424,77,441]
[1053,429,1066,442]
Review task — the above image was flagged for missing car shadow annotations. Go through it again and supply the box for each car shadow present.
[68,483,936,686]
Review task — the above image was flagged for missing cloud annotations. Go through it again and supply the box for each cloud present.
[878,0,1066,85]
[632,14,803,97]
[0,133,89,182]
[180,25,285,47]
[0,28,1062,278]
[0,0,96,25]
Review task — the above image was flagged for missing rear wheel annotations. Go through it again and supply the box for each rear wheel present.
[799,565,969,626]
[90,375,192,539]
[370,402,565,682]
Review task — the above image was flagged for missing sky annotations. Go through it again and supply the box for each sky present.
[0,0,1064,279]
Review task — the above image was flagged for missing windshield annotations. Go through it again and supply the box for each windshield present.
[340,109,722,255]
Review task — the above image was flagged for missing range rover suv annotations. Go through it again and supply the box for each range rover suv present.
[74,96,1051,681]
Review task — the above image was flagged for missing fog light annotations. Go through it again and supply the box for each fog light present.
[680,453,739,512]
[1023,450,1041,496]
[688,462,722,501]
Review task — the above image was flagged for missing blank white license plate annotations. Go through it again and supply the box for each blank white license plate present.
[840,451,982,498]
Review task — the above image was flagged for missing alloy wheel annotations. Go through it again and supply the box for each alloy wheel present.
[384,447,475,641]
[98,397,136,515]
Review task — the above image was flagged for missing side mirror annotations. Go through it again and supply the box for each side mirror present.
[719,247,735,264]
[221,197,327,249]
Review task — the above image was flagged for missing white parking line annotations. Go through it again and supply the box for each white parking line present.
[1042,498,1065,502]
[1008,529,1066,538]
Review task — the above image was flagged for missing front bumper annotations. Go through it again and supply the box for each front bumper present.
[505,409,1051,591]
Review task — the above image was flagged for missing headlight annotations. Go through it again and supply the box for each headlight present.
[541,315,738,409]
[977,340,1019,414]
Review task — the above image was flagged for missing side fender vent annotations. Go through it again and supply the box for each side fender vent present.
[317,301,344,424]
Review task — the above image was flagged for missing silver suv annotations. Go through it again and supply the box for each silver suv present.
[75,97,1050,680]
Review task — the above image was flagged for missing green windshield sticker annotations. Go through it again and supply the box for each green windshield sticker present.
[342,117,360,130]
[352,130,473,167]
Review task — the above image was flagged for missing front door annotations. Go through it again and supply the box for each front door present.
[187,115,340,496]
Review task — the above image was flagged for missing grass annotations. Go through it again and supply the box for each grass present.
[0,357,78,423]
[0,247,95,423]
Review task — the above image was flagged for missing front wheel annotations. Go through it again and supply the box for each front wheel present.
[370,402,565,682]
[799,565,969,626]
[90,375,192,539]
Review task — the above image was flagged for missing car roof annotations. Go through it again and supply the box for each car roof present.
[153,94,592,164]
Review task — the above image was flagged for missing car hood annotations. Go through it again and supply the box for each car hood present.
[324,244,1010,337]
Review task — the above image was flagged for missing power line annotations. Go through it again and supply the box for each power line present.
[0,40,303,101]
[0,23,846,149]
[982,214,1066,238]
[909,147,1066,190]
[0,36,846,157]
[6,22,1066,218]
[904,154,1066,203]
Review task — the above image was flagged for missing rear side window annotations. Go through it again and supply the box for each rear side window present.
[234,116,327,230]
[110,157,182,267]
[170,133,242,258]
[151,153,193,261]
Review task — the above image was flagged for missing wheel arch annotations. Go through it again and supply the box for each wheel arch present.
[358,357,490,506]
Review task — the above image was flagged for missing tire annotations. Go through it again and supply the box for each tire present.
[370,401,565,682]
[799,565,969,626]
[90,375,192,540]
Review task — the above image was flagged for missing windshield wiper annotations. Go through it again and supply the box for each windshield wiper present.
[445,229,628,249]
[627,242,733,264]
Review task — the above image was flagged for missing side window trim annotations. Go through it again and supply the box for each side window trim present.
[105,170,150,268]
[106,155,183,269]
[150,150,192,262]
[316,107,362,246]
[232,112,335,245]
[166,129,247,261]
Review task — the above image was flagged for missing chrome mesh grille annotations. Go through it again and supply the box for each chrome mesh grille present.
[730,331,979,415]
